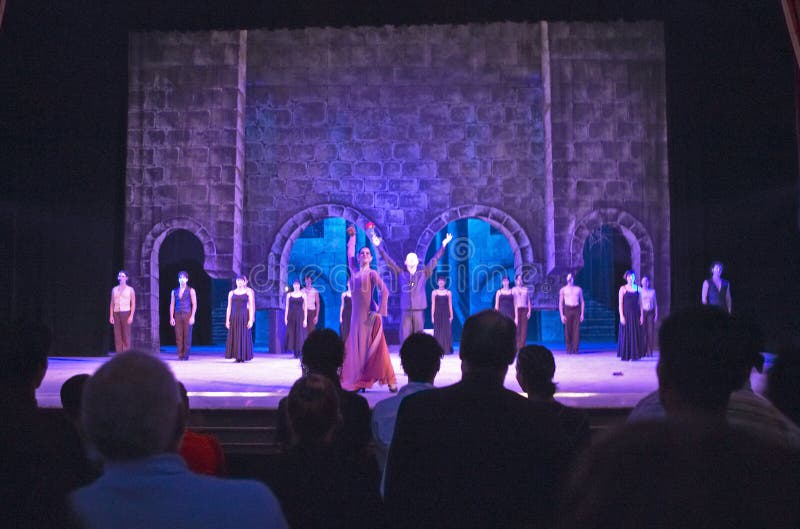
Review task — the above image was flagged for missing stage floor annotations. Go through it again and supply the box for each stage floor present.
[37,344,769,410]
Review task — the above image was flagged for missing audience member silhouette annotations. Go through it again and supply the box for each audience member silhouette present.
[557,420,800,529]
[384,310,570,529]
[767,344,800,427]
[276,328,372,461]
[60,373,91,426]
[516,345,591,452]
[372,332,442,475]
[627,307,800,448]
[1,321,90,529]
[266,375,383,529]
[177,382,227,476]
[71,351,287,529]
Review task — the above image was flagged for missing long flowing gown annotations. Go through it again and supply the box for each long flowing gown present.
[617,290,644,361]
[433,293,453,354]
[225,293,253,362]
[497,292,515,321]
[340,236,396,391]
[340,295,352,343]
[284,295,305,357]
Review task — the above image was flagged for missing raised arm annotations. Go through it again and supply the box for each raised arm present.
[373,236,403,274]
[346,226,357,271]
[422,233,453,278]
[339,292,345,323]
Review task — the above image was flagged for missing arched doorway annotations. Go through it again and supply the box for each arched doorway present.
[158,230,212,347]
[423,218,518,347]
[576,225,631,342]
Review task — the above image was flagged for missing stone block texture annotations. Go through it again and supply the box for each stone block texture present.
[127,30,247,348]
[126,21,670,349]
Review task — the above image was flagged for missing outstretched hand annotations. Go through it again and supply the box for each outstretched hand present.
[442,233,454,246]
[371,234,382,246]
[346,225,356,237]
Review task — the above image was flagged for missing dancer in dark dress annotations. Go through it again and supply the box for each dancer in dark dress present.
[339,286,352,343]
[494,276,516,322]
[284,279,307,358]
[431,276,453,354]
[617,270,644,361]
[225,275,254,362]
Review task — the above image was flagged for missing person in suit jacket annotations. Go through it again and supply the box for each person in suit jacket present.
[384,310,571,529]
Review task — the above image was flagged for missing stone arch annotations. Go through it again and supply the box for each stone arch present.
[140,218,218,348]
[569,208,655,279]
[415,205,535,276]
[258,204,380,308]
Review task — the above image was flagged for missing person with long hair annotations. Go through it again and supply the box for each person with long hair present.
[431,276,453,354]
[617,270,644,361]
[284,279,307,358]
[340,226,397,392]
[225,275,254,363]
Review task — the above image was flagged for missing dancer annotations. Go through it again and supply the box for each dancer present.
[225,275,254,363]
[339,285,352,343]
[169,271,196,360]
[559,273,584,354]
[284,279,307,358]
[303,275,321,334]
[341,226,397,392]
[431,276,453,354]
[640,275,658,357]
[512,273,532,349]
[617,270,644,361]
[701,261,732,313]
[109,270,135,353]
[494,276,515,323]
[373,232,453,344]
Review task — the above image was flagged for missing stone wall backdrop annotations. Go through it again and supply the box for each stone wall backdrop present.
[126,30,247,348]
[126,21,669,350]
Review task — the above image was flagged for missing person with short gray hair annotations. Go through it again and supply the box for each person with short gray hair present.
[72,352,287,529]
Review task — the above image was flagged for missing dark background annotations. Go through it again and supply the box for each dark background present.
[1,1,797,354]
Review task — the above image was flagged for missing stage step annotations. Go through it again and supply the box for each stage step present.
[580,297,617,340]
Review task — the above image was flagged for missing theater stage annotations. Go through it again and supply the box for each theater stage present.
[26,343,685,412]
[36,344,770,411]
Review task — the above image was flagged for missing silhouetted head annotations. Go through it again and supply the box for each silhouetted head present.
[82,352,184,461]
[516,345,557,398]
[301,329,345,382]
[400,333,443,383]
[657,306,746,416]
[0,320,52,391]
[460,310,516,372]
[60,373,91,422]
[287,374,341,447]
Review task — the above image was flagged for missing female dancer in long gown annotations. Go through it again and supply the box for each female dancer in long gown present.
[225,275,255,362]
[339,286,352,343]
[431,276,453,354]
[284,279,307,358]
[617,270,645,361]
[494,276,516,322]
[340,226,397,392]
